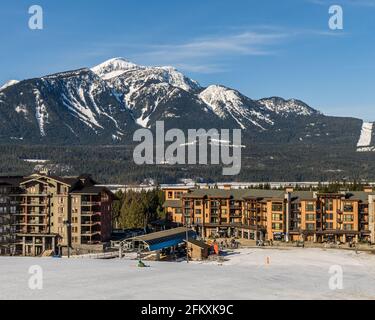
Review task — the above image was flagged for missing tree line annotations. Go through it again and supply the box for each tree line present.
[111,189,165,229]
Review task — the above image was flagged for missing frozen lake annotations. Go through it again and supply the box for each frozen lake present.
[1,248,374,300]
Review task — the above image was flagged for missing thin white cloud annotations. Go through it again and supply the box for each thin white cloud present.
[86,26,347,74]
[140,31,287,59]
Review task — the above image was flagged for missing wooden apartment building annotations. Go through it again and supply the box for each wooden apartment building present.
[163,186,375,244]
[0,173,114,256]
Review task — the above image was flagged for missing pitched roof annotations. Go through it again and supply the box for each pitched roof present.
[187,238,211,249]
[70,185,113,195]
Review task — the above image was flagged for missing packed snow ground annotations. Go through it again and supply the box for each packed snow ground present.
[1,248,375,300]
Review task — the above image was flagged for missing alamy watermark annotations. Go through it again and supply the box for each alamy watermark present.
[28,5,43,30]
[28,265,43,290]
[329,5,343,30]
[328,265,343,290]
[133,121,243,176]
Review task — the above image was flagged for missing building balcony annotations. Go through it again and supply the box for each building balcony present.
[81,221,101,227]
[81,201,101,206]
[230,214,242,218]
[81,231,101,236]
[81,211,101,216]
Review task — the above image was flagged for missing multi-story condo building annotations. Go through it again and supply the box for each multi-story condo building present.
[0,172,114,256]
[0,177,23,255]
[163,186,375,244]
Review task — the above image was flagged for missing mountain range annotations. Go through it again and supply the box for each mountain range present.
[1,57,372,148]
[0,58,374,182]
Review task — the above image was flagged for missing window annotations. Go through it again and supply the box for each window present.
[210,217,219,223]
[306,214,315,221]
[305,202,315,212]
[272,213,283,221]
[175,208,182,214]
[325,222,333,229]
[175,192,183,199]
[195,209,202,215]
[344,224,353,230]
[167,192,173,199]
[272,203,283,212]
[211,200,220,207]
[195,218,202,224]
[306,223,315,231]
[343,214,354,222]
[325,199,333,211]
[195,200,202,206]
[272,223,283,230]
[325,213,333,220]
[343,203,354,212]
[221,200,227,206]
[222,209,227,215]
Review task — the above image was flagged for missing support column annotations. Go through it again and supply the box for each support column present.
[22,236,26,256]
[313,233,317,243]
[32,237,36,256]
[343,234,346,243]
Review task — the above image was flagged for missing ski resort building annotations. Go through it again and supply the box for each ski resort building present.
[0,173,114,256]
[0,177,23,255]
[163,186,375,244]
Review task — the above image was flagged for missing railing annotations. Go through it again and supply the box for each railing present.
[81,201,101,206]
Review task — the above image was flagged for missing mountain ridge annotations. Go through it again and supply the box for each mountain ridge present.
[0,57,372,152]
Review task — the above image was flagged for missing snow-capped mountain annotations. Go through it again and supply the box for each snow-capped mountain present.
[0,67,136,143]
[91,58,202,128]
[0,57,368,148]
[258,97,320,117]
[199,85,274,130]
[0,80,19,91]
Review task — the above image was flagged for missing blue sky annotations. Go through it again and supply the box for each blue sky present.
[1,0,374,120]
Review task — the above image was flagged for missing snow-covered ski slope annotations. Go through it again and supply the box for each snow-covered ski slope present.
[1,248,375,300]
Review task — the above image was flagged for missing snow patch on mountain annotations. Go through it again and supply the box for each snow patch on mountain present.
[91,58,140,80]
[15,105,28,116]
[33,89,49,136]
[199,85,273,130]
[0,80,19,91]
[258,97,318,116]
[356,122,374,152]
[357,122,373,147]
[92,58,201,93]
